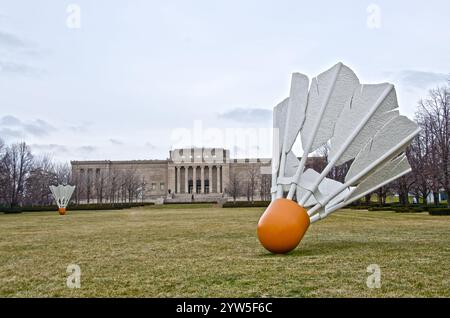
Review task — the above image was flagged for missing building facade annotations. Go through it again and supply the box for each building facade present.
[71,148,272,203]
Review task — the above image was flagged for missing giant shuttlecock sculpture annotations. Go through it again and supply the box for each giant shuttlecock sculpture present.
[258,62,421,254]
[49,185,76,215]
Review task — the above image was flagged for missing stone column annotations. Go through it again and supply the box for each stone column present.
[193,166,197,194]
[176,167,180,193]
[220,166,223,193]
[222,164,230,195]
[185,166,189,194]
[217,165,221,193]
[208,166,213,193]
[200,166,205,193]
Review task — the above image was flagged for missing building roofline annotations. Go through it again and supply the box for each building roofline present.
[71,159,168,165]
[70,156,325,165]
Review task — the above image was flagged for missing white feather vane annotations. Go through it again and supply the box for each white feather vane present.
[311,154,412,223]
[344,154,411,203]
[285,151,300,176]
[329,83,399,165]
[272,97,289,174]
[301,62,360,153]
[283,73,309,153]
[297,169,351,207]
[278,151,300,192]
[345,115,420,184]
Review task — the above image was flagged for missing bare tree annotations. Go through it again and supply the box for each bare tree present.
[315,144,351,182]
[0,142,33,207]
[375,185,392,206]
[259,173,271,201]
[407,134,431,204]
[0,139,8,205]
[109,169,119,203]
[123,168,139,203]
[138,176,147,202]
[95,169,106,203]
[391,174,415,206]
[24,155,57,206]
[225,171,242,202]
[86,169,93,203]
[246,165,259,202]
[55,162,71,185]
[71,169,78,203]
[416,85,450,206]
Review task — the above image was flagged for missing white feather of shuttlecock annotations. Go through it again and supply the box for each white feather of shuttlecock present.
[49,185,75,209]
[303,115,419,214]
[310,154,411,223]
[282,63,360,201]
[272,62,421,222]
[296,169,352,208]
[271,97,289,199]
[271,73,309,199]
[301,63,360,154]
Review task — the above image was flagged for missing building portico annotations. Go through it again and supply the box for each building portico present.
[168,148,230,194]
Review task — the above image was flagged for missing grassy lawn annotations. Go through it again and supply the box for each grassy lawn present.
[0,205,449,297]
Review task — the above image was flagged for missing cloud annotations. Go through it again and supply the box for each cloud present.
[0,30,45,77]
[389,70,449,89]
[0,127,24,139]
[68,122,91,133]
[23,119,54,136]
[0,115,21,126]
[0,30,42,55]
[145,142,157,149]
[218,108,272,123]
[0,115,54,137]
[109,138,123,145]
[0,30,30,49]
[0,61,44,76]
[77,146,97,153]
[30,144,68,153]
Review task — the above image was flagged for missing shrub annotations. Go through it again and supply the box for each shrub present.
[348,205,370,210]
[222,201,270,208]
[429,208,450,216]
[150,203,214,209]
[3,207,23,214]
[164,201,215,205]
[393,206,426,213]
[359,205,433,213]
[368,206,393,211]
[0,202,154,213]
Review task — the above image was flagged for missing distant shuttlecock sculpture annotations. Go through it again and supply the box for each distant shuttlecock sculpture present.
[49,185,76,215]
[258,62,421,254]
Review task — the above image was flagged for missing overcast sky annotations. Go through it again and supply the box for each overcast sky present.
[0,0,449,162]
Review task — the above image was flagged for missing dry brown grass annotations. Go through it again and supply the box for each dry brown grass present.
[0,205,449,297]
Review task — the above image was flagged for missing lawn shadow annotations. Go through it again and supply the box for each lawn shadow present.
[256,240,393,258]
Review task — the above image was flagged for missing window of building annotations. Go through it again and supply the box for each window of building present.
[151,183,156,190]
[160,182,165,190]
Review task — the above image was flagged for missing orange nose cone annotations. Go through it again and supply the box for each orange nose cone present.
[257,198,310,254]
[58,207,66,215]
